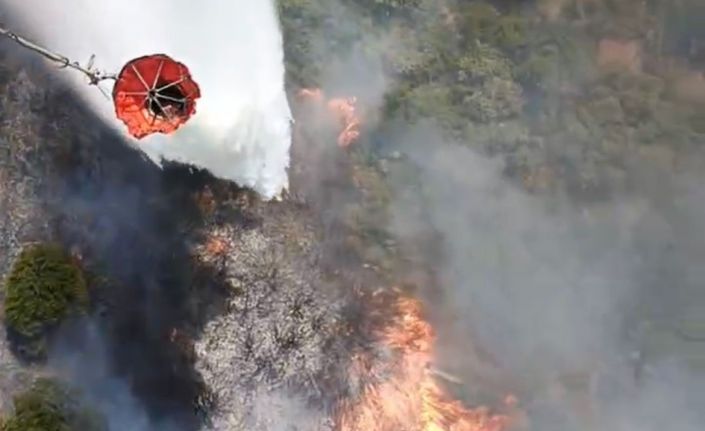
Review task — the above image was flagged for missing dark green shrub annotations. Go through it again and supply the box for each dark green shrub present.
[1,378,107,431]
[2,244,88,358]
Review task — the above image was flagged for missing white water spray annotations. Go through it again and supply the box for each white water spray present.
[4,0,292,199]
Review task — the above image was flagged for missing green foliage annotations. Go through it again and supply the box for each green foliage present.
[457,42,514,82]
[600,72,664,126]
[395,83,458,126]
[576,71,702,151]
[2,244,88,358]
[455,43,524,122]
[462,77,525,123]
[516,23,596,90]
[3,383,69,431]
[277,0,398,85]
[1,379,107,431]
[456,2,527,51]
[385,39,523,134]
[341,0,423,18]
[456,2,501,41]
[383,26,436,78]
[276,0,331,85]
[277,0,705,202]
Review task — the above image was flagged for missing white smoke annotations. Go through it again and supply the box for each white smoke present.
[4,0,292,199]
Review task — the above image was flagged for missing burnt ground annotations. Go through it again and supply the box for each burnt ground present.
[0,40,402,430]
[0,43,237,429]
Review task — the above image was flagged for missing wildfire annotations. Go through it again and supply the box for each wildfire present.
[297,88,361,148]
[338,294,517,431]
[204,235,230,257]
[195,226,234,263]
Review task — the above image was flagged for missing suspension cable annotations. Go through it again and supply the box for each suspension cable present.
[0,22,116,86]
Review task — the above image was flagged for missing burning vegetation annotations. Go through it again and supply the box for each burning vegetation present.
[337,292,518,431]
[297,88,362,148]
[190,184,518,431]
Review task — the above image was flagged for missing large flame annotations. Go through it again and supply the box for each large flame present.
[338,293,517,431]
[297,88,361,148]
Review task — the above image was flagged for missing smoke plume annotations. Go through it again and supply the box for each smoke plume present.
[283,2,705,430]
[389,131,705,430]
[3,0,292,199]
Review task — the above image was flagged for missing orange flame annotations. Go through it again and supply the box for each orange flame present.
[204,235,230,258]
[338,295,516,431]
[327,97,361,149]
[195,227,233,263]
[297,88,362,148]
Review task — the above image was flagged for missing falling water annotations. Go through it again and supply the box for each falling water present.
[3,0,292,199]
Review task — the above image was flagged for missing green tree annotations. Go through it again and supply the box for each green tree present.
[2,244,88,359]
[1,379,106,431]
